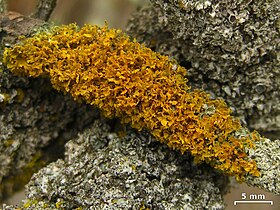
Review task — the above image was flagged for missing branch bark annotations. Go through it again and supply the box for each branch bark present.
[31,0,57,21]
[0,12,45,47]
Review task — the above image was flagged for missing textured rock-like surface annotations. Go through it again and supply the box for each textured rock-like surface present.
[2,120,227,209]
[0,69,98,200]
[127,0,280,133]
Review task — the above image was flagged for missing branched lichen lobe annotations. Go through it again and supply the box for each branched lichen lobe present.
[3,24,261,180]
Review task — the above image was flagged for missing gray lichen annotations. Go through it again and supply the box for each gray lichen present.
[0,69,98,200]
[126,0,280,133]
[3,120,227,209]
[245,138,280,195]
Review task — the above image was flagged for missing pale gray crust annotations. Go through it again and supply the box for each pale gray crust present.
[3,120,226,209]
[245,138,280,195]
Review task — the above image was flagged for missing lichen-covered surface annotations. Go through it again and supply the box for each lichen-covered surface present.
[3,23,262,180]
[0,69,98,201]
[2,120,227,209]
[0,12,99,201]
[0,1,279,208]
[126,0,280,194]
[126,0,280,133]
[245,138,280,195]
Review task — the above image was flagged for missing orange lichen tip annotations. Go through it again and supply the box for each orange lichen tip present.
[3,24,260,180]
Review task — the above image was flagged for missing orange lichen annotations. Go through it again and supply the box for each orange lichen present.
[3,24,260,180]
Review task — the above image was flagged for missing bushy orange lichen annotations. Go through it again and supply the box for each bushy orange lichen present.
[3,24,260,180]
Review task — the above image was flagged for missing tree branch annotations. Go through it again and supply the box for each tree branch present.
[0,12,45,48]
[31,0,57,21]
[0,0,7,14]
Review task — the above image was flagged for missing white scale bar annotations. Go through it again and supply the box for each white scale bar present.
[234,200,273,205]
